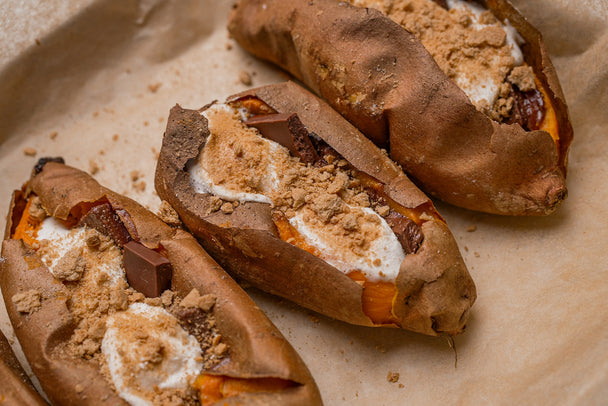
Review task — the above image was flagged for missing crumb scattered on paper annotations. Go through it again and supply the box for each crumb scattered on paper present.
[239,70,252,85]
[157,201,182,227]
[12,290,42,314]
[467,225,477,232]
[147,82,162,93]
[49,131,58,140]
[89,160,100,175]
[387,371,400,383]
[23,147,36,156]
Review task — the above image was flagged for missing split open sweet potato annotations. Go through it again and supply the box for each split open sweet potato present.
[228,0,573,215]
[1,160,321,406]
[155,81,476,336]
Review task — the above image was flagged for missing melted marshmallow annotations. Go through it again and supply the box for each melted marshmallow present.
[102,303,203,406]
[289,207,405,281]
[446,0,524,107]
[37,217,124,283]
[189,104,406,282]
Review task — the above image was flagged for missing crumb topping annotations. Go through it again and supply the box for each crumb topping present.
[348,0,535,120]
[190,105,406,281]
[25,211,227,405]
[12,289,42,314]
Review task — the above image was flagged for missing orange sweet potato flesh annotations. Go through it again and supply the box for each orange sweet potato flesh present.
[228,0,573,215]
[195,374,296,405]
[1,162,321,406]
[155,81,476,336]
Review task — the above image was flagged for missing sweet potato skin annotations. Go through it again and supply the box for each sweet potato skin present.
[155,81,476,336]
[227,0,573,215]
[1,162,321,406]
[0,330,48,406]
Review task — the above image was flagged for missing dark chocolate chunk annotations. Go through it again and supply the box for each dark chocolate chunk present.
[507,86,545,131]
[33,157,65,175]
[79,202,132,246]
[123,241,172,298]
[245,113,320,164]
[431,0,449,10]
[385,212,423,255]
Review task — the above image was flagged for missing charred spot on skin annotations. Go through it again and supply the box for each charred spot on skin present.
[33,157,65,175]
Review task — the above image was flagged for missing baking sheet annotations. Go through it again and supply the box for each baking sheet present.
[0,0,606,404]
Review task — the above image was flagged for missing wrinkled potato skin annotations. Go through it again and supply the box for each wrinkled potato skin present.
[1,162,321,406]
[228,0,573,215]
[155,82,476,336]
[0,330,48,406]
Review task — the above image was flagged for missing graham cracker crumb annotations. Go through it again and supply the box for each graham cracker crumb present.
[207,196,223,214]
[147,82,162,93]
[238,70,252,86]
[157,201,182,227]
[130,170,141,181]
[53,247,86,281]
[133,180,146,192]
[49,131,58,140]
[466,224,477,232]
[387,371,400,383]
[89,160,100,175]
[220,202,234,214]
[508,65,536,92]
[350,0,526,119]
[28,196,47,221]
[112,134,119,142]
[12,290,42,314]
[23,147,37,156]
[179,289,216,312]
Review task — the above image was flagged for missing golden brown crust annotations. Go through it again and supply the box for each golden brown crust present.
[227,0,573,215]
[1,162,321,406]
[0,330,48,406]
[155,81,476,336]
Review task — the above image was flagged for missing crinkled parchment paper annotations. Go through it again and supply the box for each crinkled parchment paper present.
[1,0,606,404]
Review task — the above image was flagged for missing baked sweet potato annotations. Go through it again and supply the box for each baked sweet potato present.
[155,81,476,336]
[0,329,47,405]
[228,0,573,215]
[1,160,321,406]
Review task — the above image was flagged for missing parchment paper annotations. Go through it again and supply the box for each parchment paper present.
[1,1,606,404]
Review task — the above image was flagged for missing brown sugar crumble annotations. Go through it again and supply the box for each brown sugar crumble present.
[89,160,100,175]
[147,82,162,93]
[198,105,395,261]
[387,371,400,383]
[349,0,534,120]
[157,201,182,227]
[25,203,227,402]
[23,147,37,156]
[12,289,42,314]
[238,70,252,86]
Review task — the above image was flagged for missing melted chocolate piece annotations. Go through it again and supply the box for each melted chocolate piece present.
[79,202,132,246]
[173,307,209,342]
[507,86,545,131]
[432,0,449,10]
[245,113,320,164]
[123,241,172,298]
[33,157,65,175]
[384,212,423,255]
